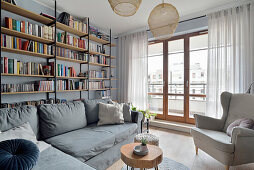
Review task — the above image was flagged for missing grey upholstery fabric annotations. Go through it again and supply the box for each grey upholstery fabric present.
[0,106,39,139]
[86,133,136,170]
[194,114,225,131]
[191,92,254,167]
[131,111,143,133]
[45,127,116,162]
[191,127,234,153]
[231,127,254,165]
[223,93,254,132]
[82,99,113,124]
[123,103,132,122]
[38,101,87,139]
[87,123,138,144]
[33,146,95,170]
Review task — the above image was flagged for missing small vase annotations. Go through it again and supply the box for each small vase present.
[140,144,148,152]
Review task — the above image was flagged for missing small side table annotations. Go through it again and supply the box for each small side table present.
[121,143,163,170]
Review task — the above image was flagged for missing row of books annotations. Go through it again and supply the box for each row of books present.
[89,42,105,53]
[1,57,53,75]
[100,90,111,98]
[57,80,88,91]
[56,47,88,61]
[89,70,109,78]
[68,16,88,33]
[1,83,36,92]
[89,81,105,89]
[57,32,88,49]
[56,64,77,77]
[1,34,54,55]
[5,17,55,40]
[89,55,109,65]
[1,98,68,109]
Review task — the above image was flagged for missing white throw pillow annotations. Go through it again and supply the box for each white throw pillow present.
[0,122,50,152]
[98,102,124,126]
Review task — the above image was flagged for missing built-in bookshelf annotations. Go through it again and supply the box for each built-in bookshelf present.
[0,0,117,107]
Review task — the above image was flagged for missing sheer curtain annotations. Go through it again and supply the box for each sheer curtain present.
[206,3,254,118]
[117,31,148,109]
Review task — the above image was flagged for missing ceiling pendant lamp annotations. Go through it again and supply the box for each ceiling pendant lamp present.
[108,0,142,17]
[148,0,179,40]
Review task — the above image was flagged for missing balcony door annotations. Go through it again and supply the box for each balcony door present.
[148,31,208,124]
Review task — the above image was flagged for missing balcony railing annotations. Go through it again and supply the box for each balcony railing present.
[148,83,206,117]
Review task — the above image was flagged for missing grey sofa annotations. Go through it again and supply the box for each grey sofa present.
[0,99,143,170]
[191,92,254,170]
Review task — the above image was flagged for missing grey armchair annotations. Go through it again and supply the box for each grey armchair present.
[191,92,254,170]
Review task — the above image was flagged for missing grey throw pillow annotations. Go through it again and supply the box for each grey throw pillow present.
[112,101,132,122]
[98,103,124,126]
[226,118,254,137]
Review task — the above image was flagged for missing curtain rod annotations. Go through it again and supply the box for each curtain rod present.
[146,15,207,32]
[114,15,207,39]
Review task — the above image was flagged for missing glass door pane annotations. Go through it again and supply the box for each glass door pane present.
[168,39,184,117]
[189,34,208,118]
[148,43,163,115]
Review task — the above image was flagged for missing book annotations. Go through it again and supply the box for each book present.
[13,59,17,74]
[8,59,14,74]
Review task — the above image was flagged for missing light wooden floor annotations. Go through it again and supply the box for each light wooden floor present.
[107,127,254,170]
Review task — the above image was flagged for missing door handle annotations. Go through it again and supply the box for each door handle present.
[186,80,189,88]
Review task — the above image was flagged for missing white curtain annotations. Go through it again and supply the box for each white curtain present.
[206,2,254,118]
[117,31,148,110]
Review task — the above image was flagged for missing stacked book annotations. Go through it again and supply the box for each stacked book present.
[1,57,49,75]
[89,70,109,78]
[57,32,88,49]
[56,64,76,77]
[5,17,55,40]
[1,83,35,92]
[56,47,88,61]
[1,81,54,92]
[89,81,105,89]
[90,25,98,37]
[100,90,111,98]
[89,55,109,65]
[57,80,88,91]
[36,81,54,91]
[89,42,105,53]
[98,32,110,41]
[1,98,67,108]
[69,16,88,33]
[1,34,54,55]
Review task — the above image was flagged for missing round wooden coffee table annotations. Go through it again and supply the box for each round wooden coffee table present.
[121,143,163,170]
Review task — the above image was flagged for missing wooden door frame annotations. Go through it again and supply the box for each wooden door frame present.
[149,30,208,124]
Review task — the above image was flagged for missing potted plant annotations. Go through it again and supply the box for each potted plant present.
[140,137,148,153]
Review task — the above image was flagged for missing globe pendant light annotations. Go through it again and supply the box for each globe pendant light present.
[148,0,179,40]
[108,0,142,17]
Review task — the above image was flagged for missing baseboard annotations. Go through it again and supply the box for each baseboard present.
[150,120,195,133]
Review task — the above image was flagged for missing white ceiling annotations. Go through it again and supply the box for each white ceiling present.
[35,0,241,36]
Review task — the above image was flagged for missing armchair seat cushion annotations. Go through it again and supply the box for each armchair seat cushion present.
[191,127,234,153]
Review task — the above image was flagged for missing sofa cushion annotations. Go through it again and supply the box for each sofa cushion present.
[0,106,39,139]
[223,93,254,132]
[87,122,138,144]
[226,118,254,136]
[45,128,115,162]
[82,99,113,124]
[38,101,87,139]
[98,102,124,126]
[32,146,95,170]
[191,127,234,153]
[0,122,50,152]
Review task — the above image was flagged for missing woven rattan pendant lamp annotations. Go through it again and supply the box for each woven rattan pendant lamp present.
[148,0,179,40]
[108,0,142,17]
